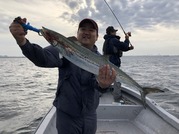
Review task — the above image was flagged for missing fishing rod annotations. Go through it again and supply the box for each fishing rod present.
[104,0,133,47]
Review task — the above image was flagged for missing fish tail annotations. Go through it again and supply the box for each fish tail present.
[140,87,164,108]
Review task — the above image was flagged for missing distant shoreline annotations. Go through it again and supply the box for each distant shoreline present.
[0,56,25,58]
[0,55,178,58]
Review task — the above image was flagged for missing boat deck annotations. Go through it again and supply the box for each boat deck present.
[34,88,179,134]
[97,103,146,134]
[97,120,144,134]
[96,91,179,134]
[97,91,145,134]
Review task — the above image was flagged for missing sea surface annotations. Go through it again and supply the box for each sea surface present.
[0,56,179,134]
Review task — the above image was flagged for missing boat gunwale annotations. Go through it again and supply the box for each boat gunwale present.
[122,86,179,131]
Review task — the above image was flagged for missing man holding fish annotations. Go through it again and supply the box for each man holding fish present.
[9,17,116,134]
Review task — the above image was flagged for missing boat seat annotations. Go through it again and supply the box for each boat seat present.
[97,104,145,134]
[97,104,143,120]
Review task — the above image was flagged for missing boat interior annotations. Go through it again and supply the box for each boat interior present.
[96,87,179,134]
[34,87,179,134]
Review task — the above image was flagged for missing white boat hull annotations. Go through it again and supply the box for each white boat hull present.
[34,87,179,134]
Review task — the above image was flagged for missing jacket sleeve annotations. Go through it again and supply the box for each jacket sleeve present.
[93,79,109,93]
[20,39,62,68]
[112,38,130,51]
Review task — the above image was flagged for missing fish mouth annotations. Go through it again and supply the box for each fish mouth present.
[41,27,60,46]
[41,27,53,42]
[41,27,75,54]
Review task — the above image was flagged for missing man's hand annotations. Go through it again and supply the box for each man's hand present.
[129,45,134,50]
[97,64,116,88]
[9,18,27,46]
[125,32,131,40]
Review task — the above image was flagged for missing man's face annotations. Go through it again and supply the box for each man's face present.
[77,23,98,49]
[111,31,117,35]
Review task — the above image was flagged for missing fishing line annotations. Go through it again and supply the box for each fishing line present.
[104,0,133,46]
[104,0,126,35]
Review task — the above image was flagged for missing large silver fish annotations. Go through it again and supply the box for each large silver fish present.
[40,27,163,106]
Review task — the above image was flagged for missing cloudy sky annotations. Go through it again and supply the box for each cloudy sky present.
[0,0,179,56]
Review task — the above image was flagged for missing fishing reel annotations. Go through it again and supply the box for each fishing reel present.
[126,32,131,37]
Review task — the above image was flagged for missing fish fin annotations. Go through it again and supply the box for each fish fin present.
[142,87,164,95]
[67,36,78,41]
[67,36,81,46]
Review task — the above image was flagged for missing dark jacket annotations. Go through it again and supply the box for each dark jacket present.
[20,40,106,117]
[103,35,130,67]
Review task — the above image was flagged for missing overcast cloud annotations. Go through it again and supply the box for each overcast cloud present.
[60,0,179,29]
[0,0,179,56]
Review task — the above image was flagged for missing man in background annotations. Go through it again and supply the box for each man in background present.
[103,26,134,67]
[103,26,134,102]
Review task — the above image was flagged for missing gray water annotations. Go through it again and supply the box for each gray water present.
[0,56,179,134]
